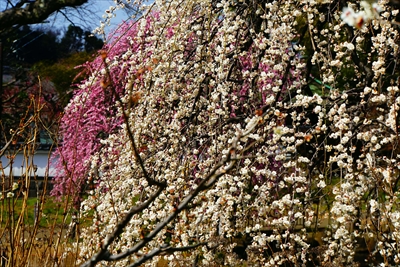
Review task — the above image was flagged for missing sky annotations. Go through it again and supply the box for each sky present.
[47,0,132,36]
[0,1,157,39]
[0,0,133,37]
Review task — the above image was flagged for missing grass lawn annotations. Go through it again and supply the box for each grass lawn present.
[0,196,73,228]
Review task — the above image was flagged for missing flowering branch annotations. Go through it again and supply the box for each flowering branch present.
[126,242,207,267]
[80,186,165,267]
[79,115,260,266]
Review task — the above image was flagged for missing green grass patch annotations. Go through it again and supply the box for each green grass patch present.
[0,196,72,228]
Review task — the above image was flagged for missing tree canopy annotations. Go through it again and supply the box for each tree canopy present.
[53,0,400,266]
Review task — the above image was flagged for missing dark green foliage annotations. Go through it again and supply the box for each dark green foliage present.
[0,24,104,140]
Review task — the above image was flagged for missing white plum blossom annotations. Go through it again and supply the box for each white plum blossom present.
[341,1,383,28]
[12,182,18,191]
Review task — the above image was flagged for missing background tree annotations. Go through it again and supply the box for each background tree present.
[33,25,103,105]
[8,27,60,63]
[60,25,85,55]
[1,24,103,141]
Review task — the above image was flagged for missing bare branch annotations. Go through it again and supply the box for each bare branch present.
[0,0,89,33]
[127,242,207,267]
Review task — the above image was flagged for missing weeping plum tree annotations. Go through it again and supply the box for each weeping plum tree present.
[51,16,155,199]
[54,0,400,266]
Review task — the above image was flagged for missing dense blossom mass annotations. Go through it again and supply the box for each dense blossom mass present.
[51,19,154,198]
[55,0,400,266]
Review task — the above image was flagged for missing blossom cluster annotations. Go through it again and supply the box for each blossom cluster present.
[56,0,400,266]
[341,1,383,28]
